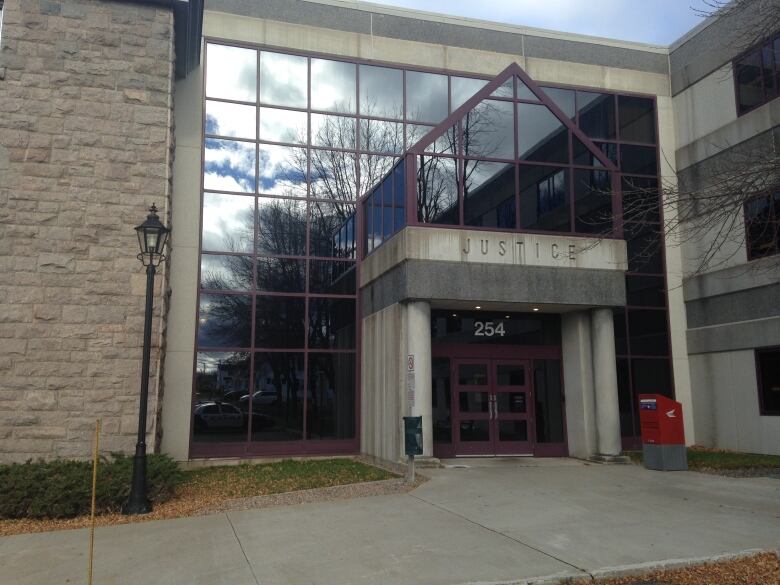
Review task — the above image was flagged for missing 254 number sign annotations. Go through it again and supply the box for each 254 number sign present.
[473,321,506,337]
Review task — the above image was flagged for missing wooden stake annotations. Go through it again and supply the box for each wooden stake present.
[88,419,101,585]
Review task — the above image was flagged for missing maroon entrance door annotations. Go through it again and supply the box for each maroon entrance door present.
[453,358,534,455]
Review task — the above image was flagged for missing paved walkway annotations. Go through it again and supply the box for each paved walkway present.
[1,458,778,584]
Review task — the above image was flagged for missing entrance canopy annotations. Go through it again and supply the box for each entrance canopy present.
[362,63,622,255]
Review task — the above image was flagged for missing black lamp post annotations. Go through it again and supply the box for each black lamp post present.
[123,204,170,515]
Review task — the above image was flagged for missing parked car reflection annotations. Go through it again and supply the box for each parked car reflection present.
[193,401,244,433]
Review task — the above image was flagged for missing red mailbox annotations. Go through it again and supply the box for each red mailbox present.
[638,394,687,471]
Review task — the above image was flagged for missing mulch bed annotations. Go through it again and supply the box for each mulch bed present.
[0,458,419,537]
[569,552,779,585]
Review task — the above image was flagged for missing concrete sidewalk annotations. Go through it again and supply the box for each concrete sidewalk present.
[1,459,778,585]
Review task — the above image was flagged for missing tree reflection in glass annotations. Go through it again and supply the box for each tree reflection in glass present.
[251,352,304,441]
[257,197,307,256]
[416,155,459,225]
[201,254,253,291]
[198,293,253,349]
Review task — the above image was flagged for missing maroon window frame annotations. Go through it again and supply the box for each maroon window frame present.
[195,37,672,457]
[744,191,780,261]
[733,32,780,116]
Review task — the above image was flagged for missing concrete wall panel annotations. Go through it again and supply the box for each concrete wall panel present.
[689,350,780,455]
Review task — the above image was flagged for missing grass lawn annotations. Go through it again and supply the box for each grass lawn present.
[0,458,398,536]
[627,446,780,473]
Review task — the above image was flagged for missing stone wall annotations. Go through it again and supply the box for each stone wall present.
[0,0,176,461]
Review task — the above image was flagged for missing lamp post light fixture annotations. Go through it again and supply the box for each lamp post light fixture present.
[123,204,170,515]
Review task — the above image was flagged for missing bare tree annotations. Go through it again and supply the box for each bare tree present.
[614,0,780,276]
[694,0,780,50]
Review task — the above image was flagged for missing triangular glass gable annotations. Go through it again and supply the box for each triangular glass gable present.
[408,63,619,234]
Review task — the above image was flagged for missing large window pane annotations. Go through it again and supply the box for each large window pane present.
[757,349,780,414]
[204,138,256,193]
[307,353,356,439]
[193,352,250,443]
[519,165,570,232]
[308,298,356,349]
[359,154,397,197]
[406,123,435,149]
[735,50,764,113]
[256,197,307,256]
[359,119,404,153]
[518,103,568,163]
[406,71,448,123]
[254,296,306,349]
[620,145,657,175]
[542,87,576,120]
[614,308,628,355]
[250,352,304,441]
[423,124,458,156]
[198,293,253,349]
[628,309,669,356]
[259,51,307,108]
[311,113,356,149]
[309,260,356,295]
[626,275,666,307]
[258,144,307,197]
[206,44,257,102]
[258,107,306,144]
[618,96,656,143]
[463,160,516,228]
[577,91,615,140]
[195,352,251,404]
[745,195,778,259]
[359,65,403,118]
[206,101,256,140]
[574,169,612,234]
[492,77,515,99]
[632,358,672,396]
[311,149,358,202]
[463,100,514,160]
[622,176,660,222]
[451,76,488,111]
[616,358,636,437]
[311,59,356,113]
[762,43,776,99]
[625,222,664,274]
[202,192,254,254]
[201,254,253,291]
[417,155,459,225]
[256,257,305,293]
[310,200,357,257]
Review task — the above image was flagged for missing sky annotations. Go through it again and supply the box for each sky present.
[362,0,713,45]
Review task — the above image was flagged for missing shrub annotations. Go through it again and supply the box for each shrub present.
[0,454,183,519]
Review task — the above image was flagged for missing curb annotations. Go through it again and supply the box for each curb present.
[458,548,777,585]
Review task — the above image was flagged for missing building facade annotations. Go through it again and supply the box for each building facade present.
[0,0,777,463]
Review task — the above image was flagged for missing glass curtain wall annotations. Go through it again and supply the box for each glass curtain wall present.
[542,87,671,447]
[195,40,671,454]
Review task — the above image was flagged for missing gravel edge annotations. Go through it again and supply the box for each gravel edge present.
[480,548,780,585]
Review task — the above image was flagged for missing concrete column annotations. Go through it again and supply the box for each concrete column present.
[561,311,597,458]
[590,308,622,457]
[406,300,433,458]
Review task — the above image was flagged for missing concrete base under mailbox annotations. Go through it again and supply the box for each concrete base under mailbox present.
[643,443,688,471]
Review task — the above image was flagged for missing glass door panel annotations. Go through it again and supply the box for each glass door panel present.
[493,360,533,454]
[453,360,494,454]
